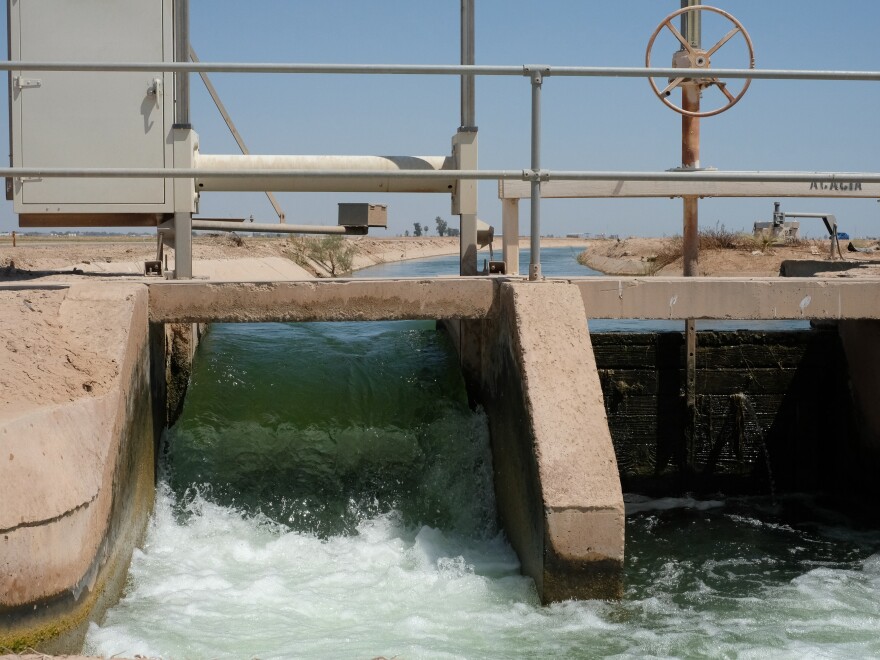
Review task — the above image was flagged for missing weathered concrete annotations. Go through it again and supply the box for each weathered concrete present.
[779,259,879,278]
[453,281,624,602]
[148,277,496,323]
[162,322,204,427]
[0,283,159,653]
[573,277,880,320]
[147,276,880,325]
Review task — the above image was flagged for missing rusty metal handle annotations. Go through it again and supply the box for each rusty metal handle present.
[645,5,755,118]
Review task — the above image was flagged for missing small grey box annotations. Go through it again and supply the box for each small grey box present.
[338,203,388,228]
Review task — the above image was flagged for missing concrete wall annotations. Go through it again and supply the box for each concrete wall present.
[0,284,161,653]
[838,320,880,506]
[163,322,204,427]
[451,281,624,603]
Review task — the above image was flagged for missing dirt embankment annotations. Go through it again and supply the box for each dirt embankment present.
[0,234,466,281]
[578,236,880,277]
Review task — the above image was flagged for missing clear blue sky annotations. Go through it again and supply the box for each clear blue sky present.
[2,1,879,237]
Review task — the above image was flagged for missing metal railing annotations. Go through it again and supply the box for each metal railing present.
[5,59,880,278]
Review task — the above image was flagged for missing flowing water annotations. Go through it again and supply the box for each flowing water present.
[85,248,880,658]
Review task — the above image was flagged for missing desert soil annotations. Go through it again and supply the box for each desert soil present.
[578,236,880,277]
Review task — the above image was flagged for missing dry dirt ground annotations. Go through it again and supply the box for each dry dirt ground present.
[0,234,465,281]
[578,236,880,277]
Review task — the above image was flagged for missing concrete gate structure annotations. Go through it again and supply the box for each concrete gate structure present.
[2,0,880,652]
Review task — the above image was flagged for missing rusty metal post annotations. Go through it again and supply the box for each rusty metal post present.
[681,0,701,474]
[682,85,700,276]
[11,230,15,247]
[681,83,700,470]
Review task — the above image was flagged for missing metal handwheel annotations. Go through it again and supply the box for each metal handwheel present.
[646,5,755,118]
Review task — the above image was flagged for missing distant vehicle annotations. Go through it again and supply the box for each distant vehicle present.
[837,232,850,240]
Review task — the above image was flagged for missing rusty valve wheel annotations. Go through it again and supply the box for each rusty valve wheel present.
[646,5,755,118]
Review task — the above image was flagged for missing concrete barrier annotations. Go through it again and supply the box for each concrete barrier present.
[451,281,624,602]
[0,283,160,653]
[837,320,880,505]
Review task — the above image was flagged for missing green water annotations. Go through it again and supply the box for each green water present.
[165,321,495,538]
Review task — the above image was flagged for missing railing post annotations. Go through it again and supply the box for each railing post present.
[502,198,519,275]
[172,0,193,279]
[528,67,545,281]
[460,0,475,131]
[173,0,190,128]
[456,0,479,276]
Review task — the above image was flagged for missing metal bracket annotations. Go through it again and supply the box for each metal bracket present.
[14,77,42,90]
[523,65,551,85]
[16,177,42,183]
[521,169,550,182]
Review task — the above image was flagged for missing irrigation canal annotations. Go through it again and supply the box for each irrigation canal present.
[84,248,880,658]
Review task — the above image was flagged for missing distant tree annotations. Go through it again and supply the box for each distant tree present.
[447,228,460,237]
[435,216,448,237]
[413,222,423,237]
[404,230,410,237]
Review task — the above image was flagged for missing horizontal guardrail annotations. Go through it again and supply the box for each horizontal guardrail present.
[6,57,878,279]
[3,61,880,81]
[5,168,880,183]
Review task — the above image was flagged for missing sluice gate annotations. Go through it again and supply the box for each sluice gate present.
[594,330,854,495]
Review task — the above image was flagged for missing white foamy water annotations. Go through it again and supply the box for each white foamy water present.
[86,488,880,659]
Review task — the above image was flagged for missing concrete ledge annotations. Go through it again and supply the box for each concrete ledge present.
[573,277,880,320]
[148,278,496,323]
[476,282,624,602]
[147,276,880,324]
[0,283,158,653]
[780,259,880,277]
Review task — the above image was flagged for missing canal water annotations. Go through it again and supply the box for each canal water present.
[85,248,880,658]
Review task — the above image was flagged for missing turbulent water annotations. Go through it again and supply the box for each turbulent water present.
[85,248,880,658]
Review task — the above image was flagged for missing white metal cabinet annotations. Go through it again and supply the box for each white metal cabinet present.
[9,0,175,216]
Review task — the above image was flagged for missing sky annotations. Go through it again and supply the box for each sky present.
[2,0,879,237]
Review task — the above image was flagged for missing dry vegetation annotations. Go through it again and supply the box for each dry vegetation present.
[645,224,800,274]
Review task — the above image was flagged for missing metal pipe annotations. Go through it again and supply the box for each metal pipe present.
[681,0,701,49]
[4,167,880,184]
[460,0,476,129]
[194,154,456,193]
[3,61,880,82]
[529,69,543,281]
[192,219,362,235]
[173,0,190,127]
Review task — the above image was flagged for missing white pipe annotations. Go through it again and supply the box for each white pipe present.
[194,154,456,193]
[192,219,357,235]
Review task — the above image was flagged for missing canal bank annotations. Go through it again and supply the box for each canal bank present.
[0,284,160,653]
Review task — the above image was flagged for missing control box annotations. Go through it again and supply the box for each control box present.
[8,0,177,225]
[338,203,388,228]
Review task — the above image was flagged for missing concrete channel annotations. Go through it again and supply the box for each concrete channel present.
[4,275,880,651]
